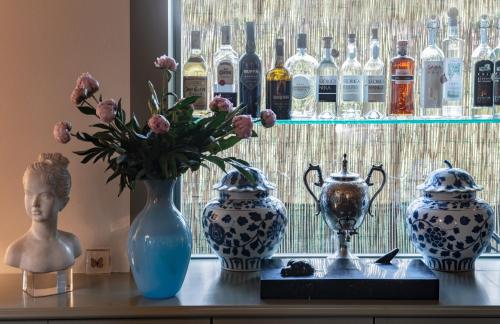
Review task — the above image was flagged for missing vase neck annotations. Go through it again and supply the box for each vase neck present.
[144,179,177,205]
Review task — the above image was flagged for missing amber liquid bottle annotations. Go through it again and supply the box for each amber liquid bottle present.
[390,40,415,115]
[266,38,292,119]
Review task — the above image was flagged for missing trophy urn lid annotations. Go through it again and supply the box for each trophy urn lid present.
[330,154,360,181]
[213,167,276,192]
[417,160,483,193]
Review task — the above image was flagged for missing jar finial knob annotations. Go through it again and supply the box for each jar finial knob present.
[444,160,453,168]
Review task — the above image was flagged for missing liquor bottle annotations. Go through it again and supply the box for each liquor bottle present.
[390,40,415,116]
[340,33,363,118]
[362,27,385,119]
[471,15,495,118]
[442,7,465,117]
[266,39,292,119]
[183,30,208,116]
[239,21,262,117]
[285,33,318,118]
[492,17,500,117]
[213,25,238,106]
[419,16,445,117]
[317,37,339,119]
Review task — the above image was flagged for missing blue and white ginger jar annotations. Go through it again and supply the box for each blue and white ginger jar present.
[406,161,494,272]
[202,168,287,271]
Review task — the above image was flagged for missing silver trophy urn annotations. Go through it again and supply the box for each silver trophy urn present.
[304,154,386,259]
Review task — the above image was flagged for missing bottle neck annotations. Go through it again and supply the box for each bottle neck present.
[447,25,458,39]
[480,27,488,46]
[190,48,202,57]
[428,28,437,46]
[275,54,284,67]
[296,47,307,55]
[322,47,332,60]
[246,40,256,53]
[347,42,357,59]
[398,47,408,56]
[370,39,380,59]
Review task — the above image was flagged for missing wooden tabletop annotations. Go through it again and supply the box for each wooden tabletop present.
[0,257,500,320]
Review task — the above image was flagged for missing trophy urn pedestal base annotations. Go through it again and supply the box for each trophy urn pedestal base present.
[22,267,73,297]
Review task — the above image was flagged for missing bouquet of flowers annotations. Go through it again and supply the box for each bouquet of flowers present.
[54,55,276,195]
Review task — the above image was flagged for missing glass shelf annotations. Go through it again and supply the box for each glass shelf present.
[275,117,500,125]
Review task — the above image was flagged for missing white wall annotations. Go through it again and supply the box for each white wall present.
[0,0,131,273]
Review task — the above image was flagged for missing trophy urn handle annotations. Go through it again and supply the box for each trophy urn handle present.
[303,164,324,216]
[365,164,387,217]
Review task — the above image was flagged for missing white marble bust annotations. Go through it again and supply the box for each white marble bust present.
[4,153,81,273]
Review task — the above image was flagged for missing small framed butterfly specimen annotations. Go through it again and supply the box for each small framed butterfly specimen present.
[85,248,111,274]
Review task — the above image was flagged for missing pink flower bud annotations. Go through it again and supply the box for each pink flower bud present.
[53,121,72,144]
[76,72,99,96]
[260,109,277,128]
[209,96,234,113]
[148,114,170,134]
[96,99,117,123]
[154,55,178,71]
[232,115,253,139]
[70,87,86,105]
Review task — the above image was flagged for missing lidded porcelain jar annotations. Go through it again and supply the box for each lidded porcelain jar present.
[202,168,287,271]
[406,161,494,272]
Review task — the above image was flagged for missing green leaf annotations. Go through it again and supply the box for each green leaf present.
[226,157,250,166]
[77,106,96,115]
[74,147,100,156]
[216,136,241,151]
[203,155,226,173]
[226,160,255,184]
[106,170,121,183]
[81,149,102,164]
[91,123,114,131]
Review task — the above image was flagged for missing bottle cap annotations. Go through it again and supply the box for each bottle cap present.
[448,7,459,26]
[397,40,408,48]
[348,33,356,42]
[221,25,231,45]
[191,30,201,49]
[297,33,307,49]
[426,15,440,29]
[371,28,378,39]
[275,38,284,56]
[479,15,490,29]
[246,21,255,40]
[322,36,333,48]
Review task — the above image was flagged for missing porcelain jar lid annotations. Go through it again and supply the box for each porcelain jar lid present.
[417,160,483,193]
[213,167,276,192]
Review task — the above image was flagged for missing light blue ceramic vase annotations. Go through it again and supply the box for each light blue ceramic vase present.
[128,179,192,299]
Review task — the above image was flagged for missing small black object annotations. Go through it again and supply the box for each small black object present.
[375,248,400,264]
[280,260,315,277]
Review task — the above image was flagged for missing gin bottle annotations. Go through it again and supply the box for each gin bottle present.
[183,30,209,116]
[471,15,494,118]
[316,37,339,119]
[363,28,385,119]
[266,39,292,119]
[419,16,445,117]
[340,34,363,118]
[239,22,262,117]
[285,33,318,118]
[390,40,415,116]
[213,25,238,106]
[442,7,465,117]
[492,17,500,117]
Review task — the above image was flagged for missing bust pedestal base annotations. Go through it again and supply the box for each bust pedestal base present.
[22,267,73,297]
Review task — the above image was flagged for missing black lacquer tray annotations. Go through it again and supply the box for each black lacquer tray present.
[260,258,439,300]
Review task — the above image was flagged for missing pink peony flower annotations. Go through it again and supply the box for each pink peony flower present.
[70,87,86,105]
[154,55,178,71]
[232,115,253,139]
[260,109,277,128]
[53,121,72,144]
[148,114,170,134]
[209,96,234,113]
[76,72,99,96]
[96,99,117,123]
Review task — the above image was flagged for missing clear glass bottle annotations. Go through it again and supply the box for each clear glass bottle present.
[471,15,495,118]
[266,38,292,119]
[285,33,318,118]
[340,33,363,118]
[442,7,465,117]
[183,30,209,116]
[419,16,445,117]
[316,37,339,119]
[363,27,385,119]
[492,17,500,117]
[213,25,238,106]
[390,40,415,116]
[239,21,262,117]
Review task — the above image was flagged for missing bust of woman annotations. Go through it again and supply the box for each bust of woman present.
[4,153,81,273]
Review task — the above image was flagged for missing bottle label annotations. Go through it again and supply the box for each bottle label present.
[443,58,463,101]
[494,60,500,105]
[473,60,494,107]
[217,62,234,86]
[240,60,261,90]
[183,76,207,110]
[317,75,337,102]
[391,69,413,84]
[342,75,362,102]
[266,80,291,119]
[213,92,237,106]
[363,75,385,102]
[292,75,312,99]
[420,60,444,108]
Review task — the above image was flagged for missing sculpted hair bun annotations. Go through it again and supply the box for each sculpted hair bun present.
[38,153,70,169]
